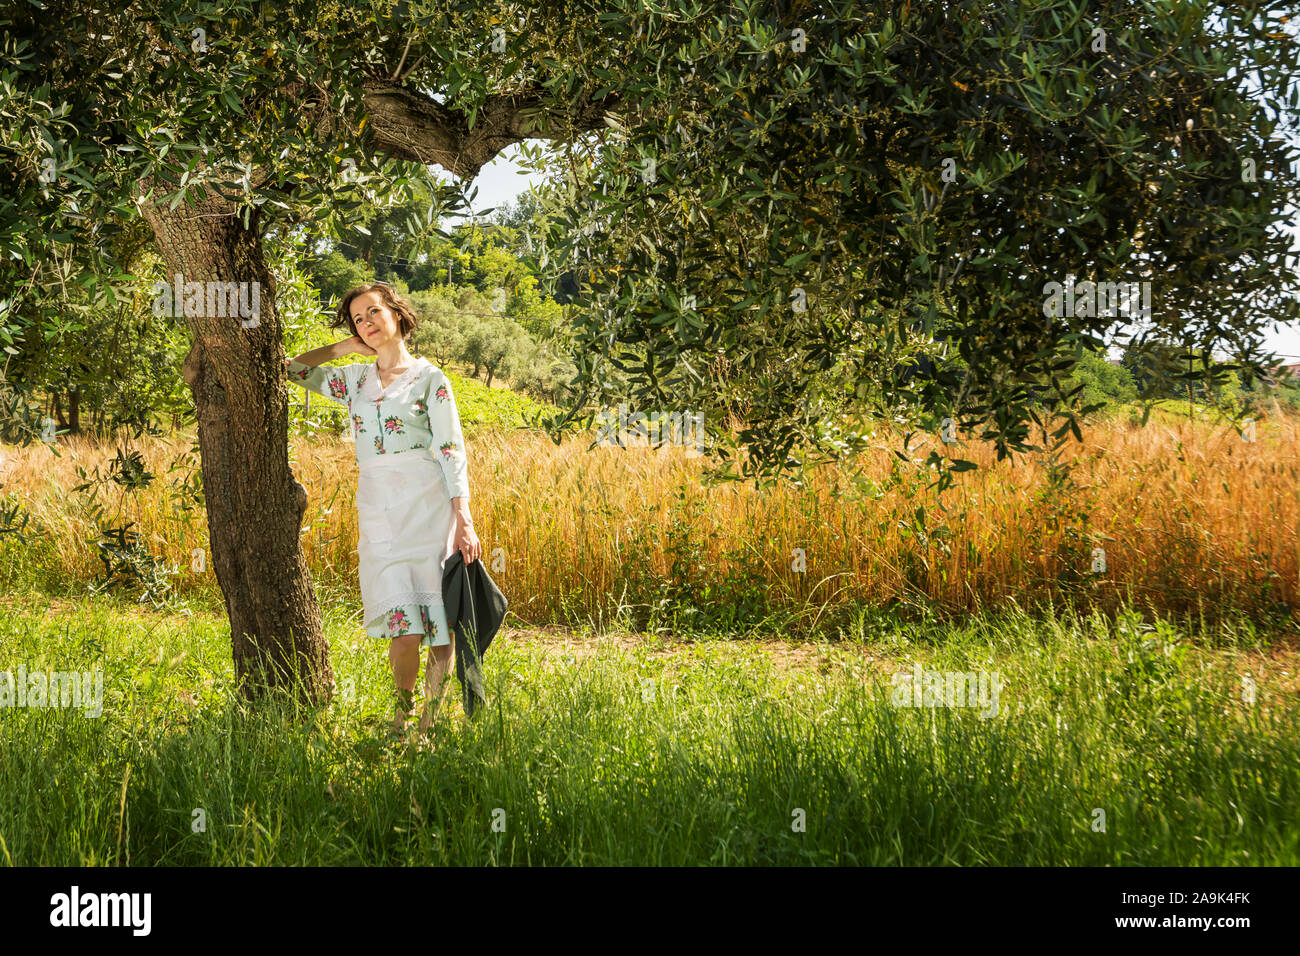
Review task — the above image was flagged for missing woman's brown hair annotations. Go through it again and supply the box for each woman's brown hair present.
[333,283,420,341]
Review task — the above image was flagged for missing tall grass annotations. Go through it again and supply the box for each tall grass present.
[2,405,1295,638]
[0,593,1295,865]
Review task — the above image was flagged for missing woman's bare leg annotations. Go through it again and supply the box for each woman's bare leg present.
[389,633,421,732]
[420,642,455,733]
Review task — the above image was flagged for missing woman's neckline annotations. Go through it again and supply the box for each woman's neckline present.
[376,355,420,375]
[369,356,426,395]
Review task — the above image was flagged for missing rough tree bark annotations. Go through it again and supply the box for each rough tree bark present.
[137,194,331,703]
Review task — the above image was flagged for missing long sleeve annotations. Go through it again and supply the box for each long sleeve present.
[426,367,470,500]
[285,358,352,407]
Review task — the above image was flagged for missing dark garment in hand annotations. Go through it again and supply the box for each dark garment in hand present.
[441,550,508,718]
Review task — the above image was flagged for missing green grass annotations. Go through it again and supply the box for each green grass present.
[0,591,1296,865]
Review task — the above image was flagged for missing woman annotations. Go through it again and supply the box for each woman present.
[285,282,481,738]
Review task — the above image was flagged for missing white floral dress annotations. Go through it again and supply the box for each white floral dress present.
[285,355,471,647]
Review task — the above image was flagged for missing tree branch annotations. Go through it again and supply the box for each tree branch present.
[359,79,621,179]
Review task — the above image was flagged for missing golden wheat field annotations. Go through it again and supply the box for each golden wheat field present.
[2,406,1297,635]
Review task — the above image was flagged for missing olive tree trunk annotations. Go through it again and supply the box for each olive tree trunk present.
[138,195,333,704]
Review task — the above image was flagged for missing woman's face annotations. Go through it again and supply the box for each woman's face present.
[349,291,402,348]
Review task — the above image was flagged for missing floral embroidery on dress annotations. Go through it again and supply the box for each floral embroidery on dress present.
[419,605,434,641]
[352,413,365,433]
[386,608,411,636]
[439,440,457,458]
[412,399,427,416]
[374,435,385,454]
[384,415,405,435]
[434,384,449,403]
[328,376,347,401]
[357,369,368,390]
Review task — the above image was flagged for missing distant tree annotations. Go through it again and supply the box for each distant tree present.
[461,305,531,389]
[511,339,575,405]
[408,287,468,368]
[492,190,544,235]
[302,250,373,310]
[1064,349,1138,412]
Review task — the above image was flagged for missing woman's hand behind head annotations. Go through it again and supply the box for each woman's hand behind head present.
[340,335,378,357]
